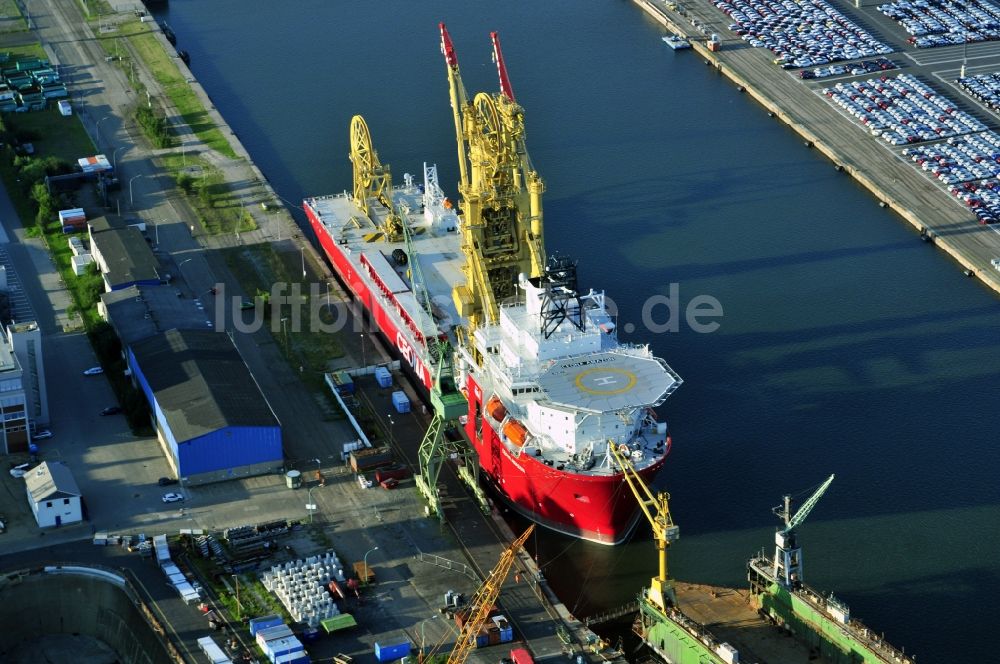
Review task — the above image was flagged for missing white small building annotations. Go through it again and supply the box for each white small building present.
[25,461,82,528]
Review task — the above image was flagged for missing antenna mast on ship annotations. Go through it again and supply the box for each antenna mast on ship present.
[439,23,546,338]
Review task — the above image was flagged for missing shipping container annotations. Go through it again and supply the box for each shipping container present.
[256,624,295,650]
[510,648,534,664]
[391,390,410,413]
[374,641,411,663]
[273,652,310,664]
[332,371,355,395]
[266,635,304,660]
[58,208,85,223]
[375,465,411,484]
[349,447,393,472]
[321,614,358,633]
[197,636,233,664]
[374,366,392,388]
[249,615,285,636]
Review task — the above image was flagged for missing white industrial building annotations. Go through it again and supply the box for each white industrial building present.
[25,461,82,528]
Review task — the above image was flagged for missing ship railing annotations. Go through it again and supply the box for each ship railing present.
[750,556,914,663]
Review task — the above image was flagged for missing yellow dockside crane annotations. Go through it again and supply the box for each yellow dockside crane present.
[424,525,535,664]
[609,444,680,612]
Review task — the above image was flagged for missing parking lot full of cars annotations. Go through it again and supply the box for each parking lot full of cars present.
[799,57,896,80]
[824,73,988,145]
[903,131,1000,184]
[957,72,1000,113]
[944,178,1000,224]
[877,0,1000,48]
[712,0,893,69]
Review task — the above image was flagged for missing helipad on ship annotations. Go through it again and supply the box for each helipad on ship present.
[538,352,678,412]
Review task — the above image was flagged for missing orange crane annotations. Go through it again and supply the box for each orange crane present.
[425,525,535,664]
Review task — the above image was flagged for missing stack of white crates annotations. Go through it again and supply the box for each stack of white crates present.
[261,552,346,627]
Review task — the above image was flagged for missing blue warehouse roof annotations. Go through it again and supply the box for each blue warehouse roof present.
[129,329,279,443]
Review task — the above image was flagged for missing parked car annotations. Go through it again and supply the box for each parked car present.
[83,366,104,376]
[161,492,184,503]
[100,406,123,416]
[31,430,53,441]
[9,463,30,478]
[158,477,178,487]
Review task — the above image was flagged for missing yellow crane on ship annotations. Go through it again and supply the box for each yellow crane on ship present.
[609,443,680,612]
[350,114,404,241]
[424,525,535,664]
[416,26,553,517]
[439,24,546,337]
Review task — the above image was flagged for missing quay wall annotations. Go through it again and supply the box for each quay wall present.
[633,0,1000,296]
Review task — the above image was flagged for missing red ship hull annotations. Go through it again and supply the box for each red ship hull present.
[464,375,666,544]
[305,204,433,389]
[306,201,667,544]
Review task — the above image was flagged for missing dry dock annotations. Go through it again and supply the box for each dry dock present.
[633,0,1000,295]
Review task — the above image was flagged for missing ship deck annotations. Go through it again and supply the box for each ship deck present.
[306,189,466,337]
[673,583,838,663]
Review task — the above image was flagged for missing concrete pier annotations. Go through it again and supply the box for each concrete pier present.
[634,0,1000,295]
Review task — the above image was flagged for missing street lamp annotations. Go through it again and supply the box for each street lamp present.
[306,486,318,524]
[231,574,241,619]
[386,414,395,446]
[281,316,290,354]
[300,246,306,279]
[151,218,164,246]
[360,333,366,368]
[362,546,379,586]
[112,145,127,171]
[129,173,144,208]
[96,114,113,146]
[420,615,440,658]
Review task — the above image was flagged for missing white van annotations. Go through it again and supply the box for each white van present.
[57,100,71,116]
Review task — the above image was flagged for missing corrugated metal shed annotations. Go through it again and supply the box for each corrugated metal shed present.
[128,329,282,477]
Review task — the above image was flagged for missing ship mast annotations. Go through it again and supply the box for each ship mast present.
[438,24,546,337]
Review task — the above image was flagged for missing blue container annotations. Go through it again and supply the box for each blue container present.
[374,367,392,388]
[258,624,294,644]
[374,640,411,662]
[391,391,410,414]
[500,627,513,642]
[249,615,285,636]
[333,371,355,395]
[267,636,304,661]
[475,632,489,648]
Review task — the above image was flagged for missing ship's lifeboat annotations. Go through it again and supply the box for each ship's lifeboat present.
[486,396,507,422]
[503,419,528,447]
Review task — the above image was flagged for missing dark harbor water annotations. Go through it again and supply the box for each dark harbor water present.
[152,2,1000,660]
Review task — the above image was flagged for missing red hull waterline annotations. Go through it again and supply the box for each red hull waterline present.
[306,203,668,545]
[465,374,668,545]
